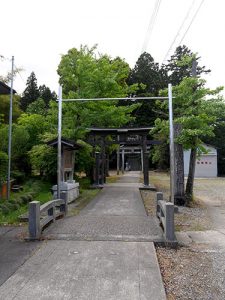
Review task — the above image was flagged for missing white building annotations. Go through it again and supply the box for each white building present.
[184,144,217,178]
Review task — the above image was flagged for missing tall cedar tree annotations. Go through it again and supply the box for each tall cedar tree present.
[126,52,168,126]
[164,45,211,85]
[39,85,57,107]
[20,72,40,111]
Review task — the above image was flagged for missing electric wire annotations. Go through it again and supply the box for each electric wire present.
[14,64,26,85]
[162,0,205,65]
[141,0,162,53]
[178,0,205,45]
[162,0,196,64]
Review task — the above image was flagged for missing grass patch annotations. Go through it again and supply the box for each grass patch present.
[106,175,120,184]
[141,190,156,216]
[0,176,101,224]
[0,178,52,225]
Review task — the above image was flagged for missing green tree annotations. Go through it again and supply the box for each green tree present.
[20,72,40,111]
[0,94,21,124]
[57,45,139,138]
[153,77,223,204]
[124,52,168,126]
[164,45,210,86]
[17,113,47,147]
[0,151,8,188]
[26,98,48,116]
[128,52,167,96]
[0,124,30,175]
[58,45,137,98]
[39,85,57,107]
[28,144,57,180]
[45,45,138,175]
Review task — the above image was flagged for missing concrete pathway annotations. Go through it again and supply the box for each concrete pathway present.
[0,226,40,286]
[0,172,166,300]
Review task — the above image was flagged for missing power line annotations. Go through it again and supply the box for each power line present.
[162,0,196,64]
[14,64,26,85]
[161,0,205,65]
[178,0,205,45]
[141,0,162,53]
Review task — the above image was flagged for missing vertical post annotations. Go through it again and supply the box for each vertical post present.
[164,202,175,241]
[29,201,41,240]
[156,192,163,217]
[121,148,125,174]
[57,86,62,198]
[102,138,106,183]
[117,146,120,175]
[106,153,110,177]
[143,151,149,186]
[141,149,144,172]
[168,84,175,203]
[7,56,14,200]
[95,152,100,185]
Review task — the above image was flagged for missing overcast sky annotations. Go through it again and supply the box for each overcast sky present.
[1,0,224,96]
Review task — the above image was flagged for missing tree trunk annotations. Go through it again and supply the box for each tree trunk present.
[185,147,197,205]
[174,124,185,205]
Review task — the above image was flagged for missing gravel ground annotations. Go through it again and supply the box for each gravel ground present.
[156,244,225,300]
[141,190,211,232]
[141,172,225,299]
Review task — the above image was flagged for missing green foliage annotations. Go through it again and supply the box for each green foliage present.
[152,77,224,167]
[125,52,168,126]
[28,144,57,179]
[0,151,8,185]
[74,140,93,174]
[128,52,168,96]
[39,85,57,107]
[0,124,30,175]
[26,98,48,115]
[0,94,22,123]
[20,72,40,111]
[164,45,210,86]
[58,45,136,98]
[17,113,47,147]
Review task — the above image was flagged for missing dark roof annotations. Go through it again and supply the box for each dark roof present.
[87,127,152,135]
[0,81,16,95]
[47,137,81,150]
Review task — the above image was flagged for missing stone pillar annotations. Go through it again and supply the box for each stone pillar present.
[143,151,149,186]
[102,138,106,183]
[29,201,41,240]
[106,153,110,177]
[95,152,100,185]
[141,149,144,172]
[121,148,125,174]
[117,146,120,175]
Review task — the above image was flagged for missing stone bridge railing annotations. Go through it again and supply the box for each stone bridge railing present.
[28,198,67,240]
[156,192,177,244]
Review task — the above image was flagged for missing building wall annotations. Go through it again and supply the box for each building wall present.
[184,145,217,178]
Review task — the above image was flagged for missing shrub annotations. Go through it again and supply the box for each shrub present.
[20,195,30,204]
[0,204,10,214]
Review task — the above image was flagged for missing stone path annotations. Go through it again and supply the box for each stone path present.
[0,172,166,300]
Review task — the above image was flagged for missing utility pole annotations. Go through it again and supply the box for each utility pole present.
[168,83,175,203]
[7,56,14,200]
[185,58,197,203]
[57,86,62,198]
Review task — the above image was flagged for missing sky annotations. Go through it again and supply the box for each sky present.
[1,0,225,96]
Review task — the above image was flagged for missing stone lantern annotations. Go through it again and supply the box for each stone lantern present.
[47,137,81,203]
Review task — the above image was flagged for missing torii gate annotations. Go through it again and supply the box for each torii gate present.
[56,84,175,202]
[87,127,162,187]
